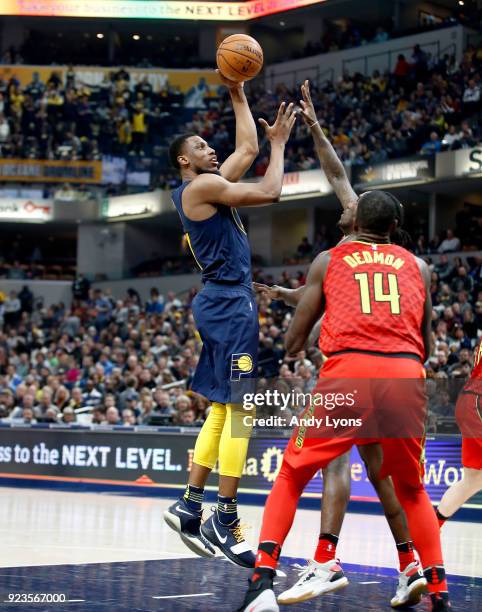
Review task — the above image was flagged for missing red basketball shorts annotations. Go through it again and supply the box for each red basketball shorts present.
[455,391,482,470]
[283,352,427,487]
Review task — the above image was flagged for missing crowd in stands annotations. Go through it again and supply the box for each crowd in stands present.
[0,251,480,433]
[292,218,482,265]
[0,40,480,189]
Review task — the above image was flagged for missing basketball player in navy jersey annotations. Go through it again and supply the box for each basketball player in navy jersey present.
[164,76,296,567]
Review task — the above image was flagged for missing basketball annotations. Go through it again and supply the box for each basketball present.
[216,34,263,83]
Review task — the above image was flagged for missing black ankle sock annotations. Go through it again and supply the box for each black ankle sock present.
[217,495,237,525]
[183,484,204,512]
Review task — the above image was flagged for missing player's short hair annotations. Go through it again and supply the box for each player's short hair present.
[168,133,196,170]
[383,191,404,225]
[383,191,414,248]
[356,190,397,234]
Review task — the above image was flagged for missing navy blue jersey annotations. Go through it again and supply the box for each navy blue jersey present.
[172,181,252,288]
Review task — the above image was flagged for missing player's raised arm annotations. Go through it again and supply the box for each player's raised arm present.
[285,251,329,354]
[187,102,296,208]
[300,80,357,210]
[219,74,259,182]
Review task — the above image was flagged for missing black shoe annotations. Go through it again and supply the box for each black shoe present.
[201,509,255,568]
[430,592,452,611]
[163,498,215,558]
[238,568,278,612]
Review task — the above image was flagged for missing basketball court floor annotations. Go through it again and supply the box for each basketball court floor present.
[0,487,480,610]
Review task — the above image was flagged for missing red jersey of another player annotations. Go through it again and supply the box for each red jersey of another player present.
[319,240,425,359]
[463,342,482,394]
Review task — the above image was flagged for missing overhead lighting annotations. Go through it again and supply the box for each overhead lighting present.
[132,34,141,40]
[280,20,286,26]
[458,0,464,5]
[96,33,104,39]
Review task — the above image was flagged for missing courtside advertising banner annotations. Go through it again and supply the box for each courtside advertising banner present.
[0,428,479,508]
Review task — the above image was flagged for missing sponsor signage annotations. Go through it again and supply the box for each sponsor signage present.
[0,198,53,222]
[0,428,478,509]
[0,65,220,94]
[454,147,482,176]
[0,160,102,184]
[0,0,327,21]
[352,156,435,187]
[281,169,334,197]
[104,191,162,219]
[0,64,221,95]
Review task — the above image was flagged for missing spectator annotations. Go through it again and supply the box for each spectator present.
[296,237,312,259]
[420,131,442,155]
[373,27,389,44]
[442,125,459,148]
[68,388,84,411]
[145,288,164,314]
[122,408,137,426]
[72,274,90,301]
[21,406,37,424]
[3,291,21,327]
[82,379,103,408]
[0,112,10,149]
[17,286,34,314]
[394,54,410,81]
[463,78,480,108]
[62,406,76,424]
[153,389,173,416]
[139,395,155,424]
[105,406,121,425]
[177,408,198,426]
[34,388,59,419]
[438,230,461,253]
[431,390,455,418]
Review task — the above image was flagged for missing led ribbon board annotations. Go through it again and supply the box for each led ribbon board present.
[0,0,326,21]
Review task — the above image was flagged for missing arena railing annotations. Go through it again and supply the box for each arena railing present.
[261,66,335,91]
[341,41,457,76]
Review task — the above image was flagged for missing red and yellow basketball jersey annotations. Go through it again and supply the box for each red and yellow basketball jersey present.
[319,240,425,359]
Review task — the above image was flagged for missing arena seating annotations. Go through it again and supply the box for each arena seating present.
[1,258,480,434]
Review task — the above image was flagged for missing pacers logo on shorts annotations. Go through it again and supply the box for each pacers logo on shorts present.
[230,353,254,381]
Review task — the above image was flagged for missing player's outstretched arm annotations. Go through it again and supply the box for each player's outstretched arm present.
[253,282,306,307]
[285,252,328,354]
[300,80,357,210]
[188,102,296,208]
[218,74,259,182]
[417,257,434,361]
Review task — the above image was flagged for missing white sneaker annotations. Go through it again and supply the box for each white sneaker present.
[277,559,348,605]
[242,589,279,612]
[390,561,427,608]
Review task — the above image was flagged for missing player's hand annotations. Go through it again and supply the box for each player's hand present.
[253,282,283,301]
[215,69,243,90]
[299,79,318,127]
[258,102,296,145]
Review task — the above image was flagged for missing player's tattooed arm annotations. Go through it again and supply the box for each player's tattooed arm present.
[416,257,434,362]
[285,252,328,355]
[299,80,357,210]
[218,74,259,182]
[253,283,305,307]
